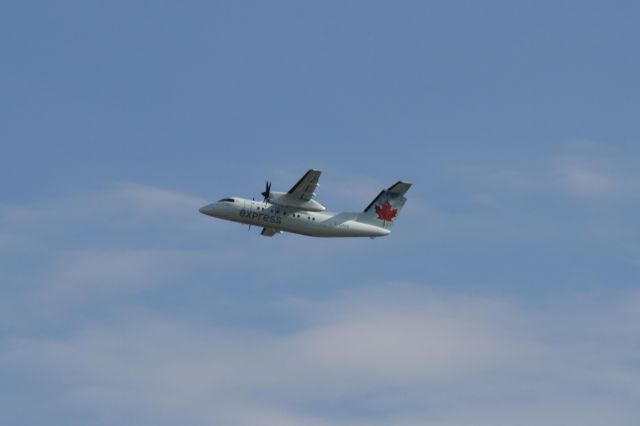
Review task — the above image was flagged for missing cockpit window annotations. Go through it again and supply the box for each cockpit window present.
[218,198,235,203]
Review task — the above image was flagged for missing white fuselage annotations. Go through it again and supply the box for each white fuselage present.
[199,197,390,238]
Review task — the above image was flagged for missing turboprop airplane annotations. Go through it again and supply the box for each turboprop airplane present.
[198,169,411,238]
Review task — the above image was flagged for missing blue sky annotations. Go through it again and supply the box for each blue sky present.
[1,1,639,425]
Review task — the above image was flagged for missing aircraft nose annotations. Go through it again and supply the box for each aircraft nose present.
[199,203,216,216]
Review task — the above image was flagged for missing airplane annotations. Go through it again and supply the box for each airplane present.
[198,169,411,238]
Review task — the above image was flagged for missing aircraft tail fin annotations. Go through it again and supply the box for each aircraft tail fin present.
[356,181,411,230]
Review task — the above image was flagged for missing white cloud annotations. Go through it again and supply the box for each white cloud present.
[449,140,639,202]
[0,183,384,330]
[33,249,202,312]
[0,184,217,327]
[552,141,638,199]
[0,183,211,252]
[558,163,615,197]
[2,285,639,425]
[1,178,639,425]
[413,141,640,252]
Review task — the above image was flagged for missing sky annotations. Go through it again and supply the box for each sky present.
[1,1,639,424]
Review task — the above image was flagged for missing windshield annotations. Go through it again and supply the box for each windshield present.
[218,198,235,203]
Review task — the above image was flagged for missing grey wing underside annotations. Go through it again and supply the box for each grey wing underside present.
[261,227,280,237]
[287,169,321,201]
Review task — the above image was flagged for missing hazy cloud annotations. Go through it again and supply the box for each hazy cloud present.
[0,183,383,328]
[2,284,639,425]
[2,176,638,425]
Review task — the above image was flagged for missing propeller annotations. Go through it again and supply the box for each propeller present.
[261,180,271,203]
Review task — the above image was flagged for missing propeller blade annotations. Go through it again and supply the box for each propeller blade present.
[261,180,271,202]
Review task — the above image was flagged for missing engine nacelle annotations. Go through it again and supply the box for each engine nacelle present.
[267,192,326,212]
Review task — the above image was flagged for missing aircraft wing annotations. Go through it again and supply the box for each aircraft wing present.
[287,169,321,201]
[261,227,279,237]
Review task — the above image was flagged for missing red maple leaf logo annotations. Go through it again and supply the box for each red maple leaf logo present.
[375,201,398,222]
